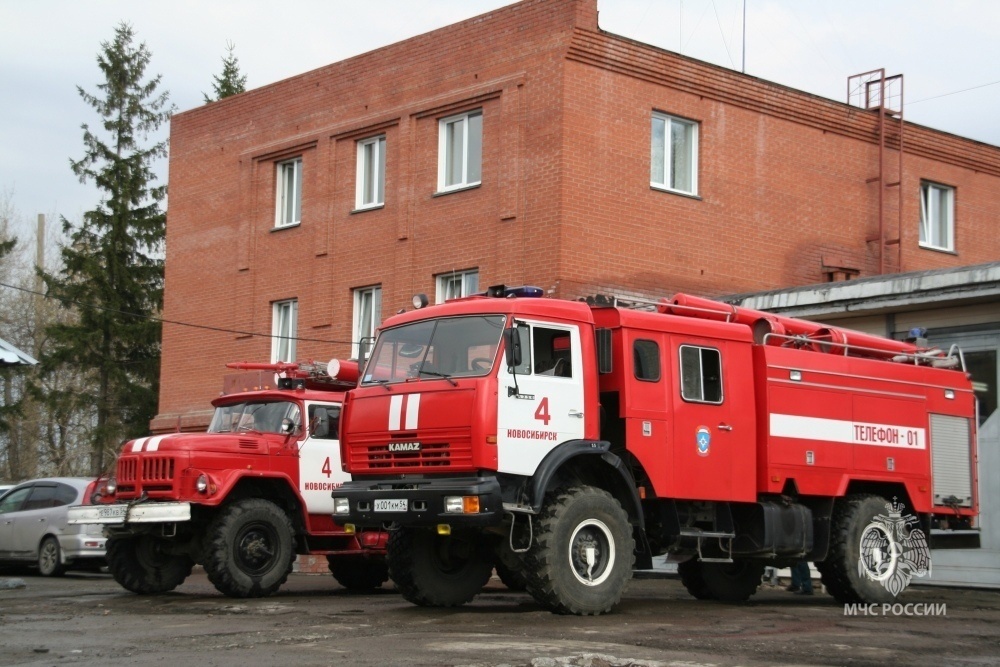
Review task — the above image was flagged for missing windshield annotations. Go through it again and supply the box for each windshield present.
[362,315,506,384]
[208,400,301,435]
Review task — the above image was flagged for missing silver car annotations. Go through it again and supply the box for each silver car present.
[0,477,107,575]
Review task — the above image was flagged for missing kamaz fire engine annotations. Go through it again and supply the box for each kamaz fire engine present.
[332,286,978,615]
[69,360,387,598]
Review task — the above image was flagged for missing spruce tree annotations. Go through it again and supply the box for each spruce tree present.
[203,41,247,103]
[41,22,172,475]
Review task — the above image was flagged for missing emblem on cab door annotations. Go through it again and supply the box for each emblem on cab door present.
[696,426,711,456]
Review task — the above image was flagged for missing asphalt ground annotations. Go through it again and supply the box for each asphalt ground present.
[0,568,998,667]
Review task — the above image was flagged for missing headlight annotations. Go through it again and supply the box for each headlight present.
[104,478,117,496]
[196,474,209,494]
[333,498,350,515]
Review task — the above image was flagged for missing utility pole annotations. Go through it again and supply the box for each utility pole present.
[742,0,747,74]
[34,214,44,357]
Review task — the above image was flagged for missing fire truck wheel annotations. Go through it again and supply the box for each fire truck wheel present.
[700,559,765,602]
[204,498,296,598]
[327,555,389,592]
[523,485,635,615]
[821,494,901,605]
[387,527,493,607]
[494,540,528,592]
[37,536,66,577]
[106,536,193,594]
[677,559,715,600]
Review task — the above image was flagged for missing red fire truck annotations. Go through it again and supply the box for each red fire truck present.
[69,360,387,598]
[332,286,978,615]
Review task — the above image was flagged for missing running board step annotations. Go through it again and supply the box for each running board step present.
[678,529,735,539]
[697,557,734,563]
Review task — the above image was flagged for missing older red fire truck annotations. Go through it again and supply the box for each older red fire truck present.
[333,286,978,615]
[69,360,388,598]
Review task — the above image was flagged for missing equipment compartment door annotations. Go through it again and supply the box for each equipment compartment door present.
[497,320,585,476]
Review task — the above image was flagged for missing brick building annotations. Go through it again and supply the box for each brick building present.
[155,0,1000,431]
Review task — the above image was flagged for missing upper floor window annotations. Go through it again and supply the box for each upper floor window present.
[436,269,479,303]
[276,158,302,228]
[679,344,722,404]
[353,285,382,359]
[356,136,386,209]
[651,113,698,196]
[271,299,298,363]
[919,181,954,252]
[438,110,482,192]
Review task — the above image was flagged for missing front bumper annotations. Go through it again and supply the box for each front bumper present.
[332,476,503,528]
[67,501,192,526]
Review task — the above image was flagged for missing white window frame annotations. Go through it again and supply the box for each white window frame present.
[437,109,482,193]
[435,269,480,304]
[271,299,298,363]
[275,157,302,228]
[352,285,382,360]
[650,112,699,196]
[919,181,955,252]
[355,135,386,210]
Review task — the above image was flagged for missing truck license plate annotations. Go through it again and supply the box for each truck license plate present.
[374,499,407,512]
[99,505,128,519]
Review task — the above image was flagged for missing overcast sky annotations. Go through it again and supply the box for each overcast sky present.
[2,0,999,241]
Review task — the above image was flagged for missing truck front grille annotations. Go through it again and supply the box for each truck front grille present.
[116,455,176,496]
[349,434,473,473]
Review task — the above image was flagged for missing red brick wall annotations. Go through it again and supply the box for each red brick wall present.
[154,0,1000,430]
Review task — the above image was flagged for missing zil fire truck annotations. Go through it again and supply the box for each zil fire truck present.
[332,286,978,615]
[69,360,388,598]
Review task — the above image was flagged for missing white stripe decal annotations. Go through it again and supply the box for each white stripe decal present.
[131,437,149,453]
[405,394,421,430]
[389,395,403,431]
[146,435,168,452]
[770,413,926,449]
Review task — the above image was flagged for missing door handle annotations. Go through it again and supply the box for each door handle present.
[569,410,584,418]
[717,423,733,431]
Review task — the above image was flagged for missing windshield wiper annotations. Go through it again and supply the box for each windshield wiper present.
[419,369,458,386]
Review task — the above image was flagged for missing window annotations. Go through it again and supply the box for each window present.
[436,269,479,303]
[633,340,660,381]
[271,299,298,363]
[438,110,482,192]
[308,404,340,440]
[651,113,698,195]
[920,181,954,251]
[356,136,386,209]
[679,345,723,403]
[533,328,573,378]
[275,158,302,227]
[353,286,382,359]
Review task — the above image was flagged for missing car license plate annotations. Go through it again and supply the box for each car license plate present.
[99,505,129,519]
[374,499,407,512]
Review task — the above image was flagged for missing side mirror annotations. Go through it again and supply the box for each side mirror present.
[280,418,296,435]
[503,328,522,368]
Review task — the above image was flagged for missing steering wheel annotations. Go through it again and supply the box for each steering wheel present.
[470,357,492,371]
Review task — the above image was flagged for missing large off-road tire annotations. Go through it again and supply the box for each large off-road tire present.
[37,536,66,577]
[327,555,389,592]
[107,536,193,594]
[203,498,296,598]
[821,494,911,605]
[494,540,528,592]
[522,486,635,615]
[700,559,765,602]
[387,527,493,607]
[678,558,715,600]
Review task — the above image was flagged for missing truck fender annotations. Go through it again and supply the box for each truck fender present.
[526,439,644,528]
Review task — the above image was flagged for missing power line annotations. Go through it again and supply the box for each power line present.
[908,79,1000,105]
[0,280,357,346]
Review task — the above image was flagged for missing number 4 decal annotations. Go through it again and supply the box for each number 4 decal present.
[321,457,332,478]
[534,397,551,426]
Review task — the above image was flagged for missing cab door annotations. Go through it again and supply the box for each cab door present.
[668,337,756,502]
[497,320,585,476]
[297,402,347,515]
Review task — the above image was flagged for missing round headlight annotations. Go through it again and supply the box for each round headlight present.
[104,477,117,496]
[196,473,209,494]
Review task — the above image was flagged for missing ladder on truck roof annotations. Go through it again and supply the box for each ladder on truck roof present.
[588,292,964,370]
